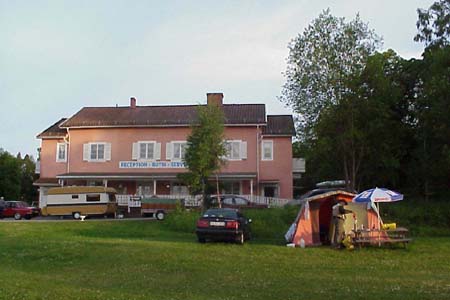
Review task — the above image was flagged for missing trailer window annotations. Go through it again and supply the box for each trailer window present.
[108,194,116,202]
[86,194,101,202]
[72,195,79,199]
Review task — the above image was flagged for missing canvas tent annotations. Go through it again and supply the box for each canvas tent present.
[285,190,381,247]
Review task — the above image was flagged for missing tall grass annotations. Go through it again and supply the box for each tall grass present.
[382,199,450,236]
[164,200,450,241]
[163,206,299,243]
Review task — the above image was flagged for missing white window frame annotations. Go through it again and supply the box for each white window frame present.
[138,141,156,161]
[262,140,273,161]
[221,181,242,194]
[171,141,188,161]
[224,140,242,160]
[56,142,67,162]
[90,142,107,162]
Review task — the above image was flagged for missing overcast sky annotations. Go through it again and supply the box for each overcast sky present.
[0,0,434,157]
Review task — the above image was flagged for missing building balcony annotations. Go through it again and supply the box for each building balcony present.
[293,158,305,179]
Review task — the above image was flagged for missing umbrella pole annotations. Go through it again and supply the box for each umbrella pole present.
[377,202,381,247]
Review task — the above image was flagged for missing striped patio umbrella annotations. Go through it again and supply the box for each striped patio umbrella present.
[353,187,404,246]
[353,187,404,203]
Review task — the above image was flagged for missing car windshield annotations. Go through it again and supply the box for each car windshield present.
[203,209,237,218]
[16,202,29,208]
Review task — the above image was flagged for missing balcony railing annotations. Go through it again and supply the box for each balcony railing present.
[35,161,40,174]
[292,158,306,173]
[115,194,291,209]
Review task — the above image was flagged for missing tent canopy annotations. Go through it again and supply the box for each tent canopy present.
[286,190,380,247]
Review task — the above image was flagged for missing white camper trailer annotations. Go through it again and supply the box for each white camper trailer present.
[43,186,117,219]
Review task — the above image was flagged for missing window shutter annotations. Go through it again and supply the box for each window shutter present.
[83,144,90,161]
[240,141,247,160]
[155,143,161,160]
[132,143,139,160]
[166,142,172,160]
[55,143,59,162]
[105,143,112,161]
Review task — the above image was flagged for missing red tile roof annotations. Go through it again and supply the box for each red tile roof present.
[33,177,59,186]
[263,115,296,136]
[60,104,266,128]
[36,118,67,138]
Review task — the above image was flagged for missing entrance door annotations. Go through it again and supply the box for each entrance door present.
[262,184,279,197]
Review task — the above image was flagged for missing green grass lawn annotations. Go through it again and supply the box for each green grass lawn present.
[0,219,449,300]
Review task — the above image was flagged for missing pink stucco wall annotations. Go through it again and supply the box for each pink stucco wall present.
[67,127,260,174]
[39,126,293,199]
[40,139,67,178]
[259,137,293,199]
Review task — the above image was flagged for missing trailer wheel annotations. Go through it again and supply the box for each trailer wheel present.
[155,211,165,220]
[72,212,81,220]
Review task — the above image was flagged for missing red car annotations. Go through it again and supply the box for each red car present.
[2,201,40,220]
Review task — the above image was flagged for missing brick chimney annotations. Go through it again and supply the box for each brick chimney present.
[207,93,223,106]
[130,97,136,108]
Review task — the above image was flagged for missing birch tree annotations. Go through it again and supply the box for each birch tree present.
[280,9,382,190]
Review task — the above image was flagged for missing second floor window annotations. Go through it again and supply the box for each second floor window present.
[139,142,155,160]
[83,142,111,162]
[132,141,161,161]
[223,140,247,160]
[262,140,273,160]
[56,143,67,162]
[90,143,105,160]
[173,142,187,160]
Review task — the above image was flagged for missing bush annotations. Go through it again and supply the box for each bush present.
[163,206,299,243]
[164,207,199,233]
[381,199,450,236]
[242,207,298,243]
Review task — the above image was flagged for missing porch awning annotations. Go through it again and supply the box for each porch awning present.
[33,177,60,186]
[260,180,280,184]
[56,172,257,181]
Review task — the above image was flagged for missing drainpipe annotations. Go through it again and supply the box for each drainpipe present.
[256,125,260,197]
[65,128,70,174]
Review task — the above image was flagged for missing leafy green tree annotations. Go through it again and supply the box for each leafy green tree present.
[295,50,413,192]
[281,9,381,190]
[409,1,450,198]
[414,0,450,48]
[20,154,38,202]
[280,8,382,140]
[179,105,226,208]
[406,46,450,198]
[0,149,21,199]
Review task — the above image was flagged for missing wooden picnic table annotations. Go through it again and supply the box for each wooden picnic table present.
[353,227,412,248]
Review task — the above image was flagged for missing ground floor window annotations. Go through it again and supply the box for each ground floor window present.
[137,181,154,196]
[87,180,103,186]
[171,182,188,195]
[222,181,241,195]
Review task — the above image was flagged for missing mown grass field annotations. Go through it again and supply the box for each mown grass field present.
[1,213,450,300]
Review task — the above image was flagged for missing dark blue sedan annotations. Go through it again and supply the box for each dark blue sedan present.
[195,208,252,244]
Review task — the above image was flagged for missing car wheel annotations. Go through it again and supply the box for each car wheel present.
[14,213,22,220]
[197,237,206,243]
[236,233,244,245]
[72,212,81,220]
[155,211,165,220]
[25,215,32,220]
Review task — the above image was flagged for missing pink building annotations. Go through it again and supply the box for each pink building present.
[35,93,298,205]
